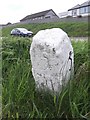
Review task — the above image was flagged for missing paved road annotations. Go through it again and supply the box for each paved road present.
[0,36,88,41]
[70,37,88,41]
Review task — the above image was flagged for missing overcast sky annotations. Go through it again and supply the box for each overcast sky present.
[0,0,87,24]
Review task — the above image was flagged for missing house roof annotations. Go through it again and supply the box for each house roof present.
[80,0,90,7]
[68,4,80,11]
[68,0,90,11]
[20,9,58,21]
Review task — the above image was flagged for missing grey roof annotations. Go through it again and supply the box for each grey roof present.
[20,9,58,21]
[80,0,90,7]
[68,0,90,11]
[68,4,80,11]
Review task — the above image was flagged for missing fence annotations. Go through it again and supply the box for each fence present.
[2,16,89,28]
[20,16,88,24]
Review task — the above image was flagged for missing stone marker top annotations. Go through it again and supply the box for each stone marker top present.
[33,28,70,48]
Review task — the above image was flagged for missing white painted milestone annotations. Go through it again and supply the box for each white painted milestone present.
[30,28,74,92]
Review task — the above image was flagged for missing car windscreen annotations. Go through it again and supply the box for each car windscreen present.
[18,28,28,32]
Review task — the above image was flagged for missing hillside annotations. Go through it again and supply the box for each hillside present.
[2,22,89,37]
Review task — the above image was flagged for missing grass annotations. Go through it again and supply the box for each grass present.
[0,36,2,119]
[2,22,89,37]
[2,35,90,119]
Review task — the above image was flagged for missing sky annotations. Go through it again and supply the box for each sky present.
[0,0,87,24]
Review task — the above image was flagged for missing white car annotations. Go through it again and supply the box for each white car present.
[11,28,33,37]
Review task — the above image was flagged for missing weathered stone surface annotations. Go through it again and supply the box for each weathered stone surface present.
[30,28,74,92]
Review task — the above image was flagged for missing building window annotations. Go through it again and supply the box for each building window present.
[45,16,51,18]
[84,7,88,13]
[80,8,84,14]
[84,7,86,13]
[80,7,88,14]
[88,6,90,13]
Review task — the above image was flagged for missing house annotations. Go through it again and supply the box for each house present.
[20,9,59,22]
[58,11,68,18]
[58,0,90,18]
[68,0,90,17]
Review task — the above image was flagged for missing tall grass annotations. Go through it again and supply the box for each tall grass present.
[2,36,90,119]
[0,36,2,119]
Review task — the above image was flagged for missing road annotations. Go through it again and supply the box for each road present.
[70,37,88,41]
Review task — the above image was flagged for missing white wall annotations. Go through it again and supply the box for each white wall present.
[76,9,80,17]
[81,12,90,16]
[72,8,80,17]
[68,11,72,16]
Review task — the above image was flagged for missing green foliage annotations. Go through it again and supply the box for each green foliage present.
[2,22,88,37]
[2,36,90,119]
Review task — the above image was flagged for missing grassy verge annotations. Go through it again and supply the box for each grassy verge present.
[2,36,90,119]
[2,22,89,37]
[0,36,2,119]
